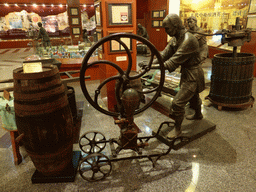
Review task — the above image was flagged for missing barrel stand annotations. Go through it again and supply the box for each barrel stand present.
[1,128,22,165]
[206,96,254,111]
[9,130,22,165]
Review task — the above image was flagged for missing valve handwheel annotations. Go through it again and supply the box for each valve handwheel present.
[80,33,165,117]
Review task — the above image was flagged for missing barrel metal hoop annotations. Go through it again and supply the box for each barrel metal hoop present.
[13,65,58,80]
[14,91,66,105]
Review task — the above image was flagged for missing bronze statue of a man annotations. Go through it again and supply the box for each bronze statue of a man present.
[141,14,205,138]
[36,22,51,48]
[137,23,149,40]
[187,16,208,62]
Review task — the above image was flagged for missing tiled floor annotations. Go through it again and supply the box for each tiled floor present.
[0,48,256,192]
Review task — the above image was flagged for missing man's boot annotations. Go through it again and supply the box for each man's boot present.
[167,115,184,139]
[186,105,203,120]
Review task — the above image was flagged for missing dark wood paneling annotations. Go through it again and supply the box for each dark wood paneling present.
[137,0,148,19]
[147,0,167,51]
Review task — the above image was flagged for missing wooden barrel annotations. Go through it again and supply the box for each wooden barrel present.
[209,53,255,104]
[13,64,73,176]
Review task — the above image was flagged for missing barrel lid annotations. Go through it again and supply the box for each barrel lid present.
[13,64,59,80]
[213,52,255,59]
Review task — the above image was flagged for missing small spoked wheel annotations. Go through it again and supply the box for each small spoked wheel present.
[79,131,106,154]
[79,153,112,181]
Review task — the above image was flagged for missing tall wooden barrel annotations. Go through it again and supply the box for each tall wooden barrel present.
[209,53,255,104]
[13,64,73,176]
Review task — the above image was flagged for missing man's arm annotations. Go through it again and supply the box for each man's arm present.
[164,46,197,72]
[150,43,174,69]
[164,32,200,73]
[139,41,176,70]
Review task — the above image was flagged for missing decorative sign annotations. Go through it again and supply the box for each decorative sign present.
[116,56,127,61]
[23,62,43,73]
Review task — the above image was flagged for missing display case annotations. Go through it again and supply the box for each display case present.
[36,44,90,59]
[0,3,96,49]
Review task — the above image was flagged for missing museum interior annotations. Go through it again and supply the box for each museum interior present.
[0,0,256,191]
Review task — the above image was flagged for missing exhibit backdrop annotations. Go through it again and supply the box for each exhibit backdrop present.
[179,0,250,48]
[180,0,250,32]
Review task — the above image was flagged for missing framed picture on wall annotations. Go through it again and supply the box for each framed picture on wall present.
[96,29,103,51]
[152,20,163,27]
[71,17,80,25]
[159,10,165,18]
[152,11,160,18]
[72,27,81,35]
[96,29,103,41]
[249,0,256,13]
[95,2,102,26]
[70,8,79,16]
[107,3,132,26]
[247,15,256,31]
[152,20,160,27]
[152,10,165,18]
[108,32,133,52]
